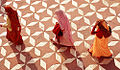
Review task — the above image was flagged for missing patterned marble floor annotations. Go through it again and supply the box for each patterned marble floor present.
[0,0,120,70]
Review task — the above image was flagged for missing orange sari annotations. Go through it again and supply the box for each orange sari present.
[89,22,112,57]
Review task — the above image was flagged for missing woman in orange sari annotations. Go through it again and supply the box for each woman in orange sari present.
[0,6,23,45]
[89,19,112,58]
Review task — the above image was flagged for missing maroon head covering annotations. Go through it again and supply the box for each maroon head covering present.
[4,6,20,31]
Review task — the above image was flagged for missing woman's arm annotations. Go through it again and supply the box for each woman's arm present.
[91,25,97,34]
[2,24,8,28]
[91,21,100,34]
[98,23,112,37]
[0,18,9,28]
[104,26,112,37]
[2,17,11,28]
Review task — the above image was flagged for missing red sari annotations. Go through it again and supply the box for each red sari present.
[52,22,63,43]
[4,6,23,45]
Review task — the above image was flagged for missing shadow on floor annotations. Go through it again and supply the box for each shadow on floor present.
[51,40,85,70]
[10,43,38,70]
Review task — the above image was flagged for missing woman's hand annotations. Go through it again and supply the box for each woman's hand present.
[18,27,20,31]
[2,24,8,28]
[95,21,100,26]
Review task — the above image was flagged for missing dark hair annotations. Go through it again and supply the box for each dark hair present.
[97,20,112,38]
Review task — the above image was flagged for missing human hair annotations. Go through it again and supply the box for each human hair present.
[97,19,112,38]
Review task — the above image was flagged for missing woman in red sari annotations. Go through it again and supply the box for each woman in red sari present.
[89,19,112,58]
[0,6,23,45]
[52,10,74,47]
